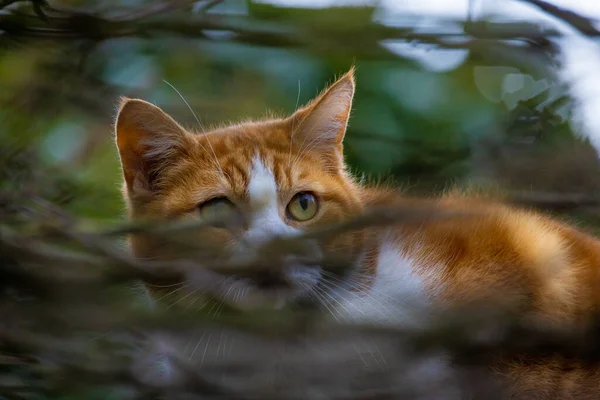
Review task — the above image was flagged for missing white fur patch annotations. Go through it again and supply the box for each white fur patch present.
[245,155,299,245]
[247,155,278,212]
[328,236,453,393]
[334,235,431,328]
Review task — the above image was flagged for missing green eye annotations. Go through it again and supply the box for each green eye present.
[198,197,235,223]
[287,192,318,221]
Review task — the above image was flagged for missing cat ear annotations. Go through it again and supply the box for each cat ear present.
[292,68,355,155]
[115,97,193,197]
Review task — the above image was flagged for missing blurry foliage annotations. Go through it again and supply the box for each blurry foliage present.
[2,0,600,398]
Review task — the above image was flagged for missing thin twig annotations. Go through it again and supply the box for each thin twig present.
[196,0,223,13]
[518,0,600,36]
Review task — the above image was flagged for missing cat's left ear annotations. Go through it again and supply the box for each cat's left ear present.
[114,97,194,200]
[291,68,355,160]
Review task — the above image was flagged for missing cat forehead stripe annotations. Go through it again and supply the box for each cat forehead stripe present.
[243,154,299,244]
[247,155,278,212]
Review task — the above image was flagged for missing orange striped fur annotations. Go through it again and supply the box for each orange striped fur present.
[115,69,600,398]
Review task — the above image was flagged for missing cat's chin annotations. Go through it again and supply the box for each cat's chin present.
[216,265,323,311]
[232,287,302,311]
[218,282,312,311]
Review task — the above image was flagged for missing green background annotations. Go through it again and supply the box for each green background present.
[2,0,599,229]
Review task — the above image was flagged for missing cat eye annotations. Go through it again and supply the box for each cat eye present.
[287,192,319,221]
[198,197,236,224]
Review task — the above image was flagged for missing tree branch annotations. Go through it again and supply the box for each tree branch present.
[509,191,600,210]
[0,6,587,46]
[519,0,600,36]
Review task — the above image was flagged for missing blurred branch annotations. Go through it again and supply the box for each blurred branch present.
[509,191,600,211]
[519,0,600,36]
[3,193,600,398]
[0,0,23,9]
[111,0,199,21]
[196,0,223,12]
[0,4,590,47]
[0,2,572,84]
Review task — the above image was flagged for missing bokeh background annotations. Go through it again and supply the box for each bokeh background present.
[2,0,600,228]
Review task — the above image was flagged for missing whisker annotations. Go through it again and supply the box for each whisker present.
[205,298,221,318]
[153,284,191,303]
[368,346,383,367]
[321,272,375,299]
[375,347,388,367]
[298,281,330,317]
[199,134,232,183]
[182,337,193,358]
[319,279,366,317]
[320,273,398,323]
[214,300,226,318]
[235,287,244,303]
[219,283,235,305]
[240,286,250,303]
[216,331,225,360]
[310,284,342,323]
[162,79,206,132]
[318,279,389,368]
[317,280,362,322]
[230,284,246,305]
[197,297,212,312]
[188,332,206,361]
[222,334,228,360]
[166,288,199,309]
[226,336,235,357]
[183,294,204,311]
[199,334,212,368]
[146,281,187,288]
[322,270,397,302]
[353,344,371,370]
[320,271,372,294]
[162,79,231,182]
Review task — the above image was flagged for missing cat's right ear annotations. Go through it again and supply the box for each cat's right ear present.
[114,97,193,198]
[289,68,355,169]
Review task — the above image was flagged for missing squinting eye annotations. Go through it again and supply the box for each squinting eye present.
[198,197,235,224]
[287,192,319,222]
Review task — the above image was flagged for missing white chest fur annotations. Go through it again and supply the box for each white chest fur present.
[332,237,433,328]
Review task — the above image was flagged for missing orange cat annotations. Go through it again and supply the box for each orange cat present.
[115,68,600,398]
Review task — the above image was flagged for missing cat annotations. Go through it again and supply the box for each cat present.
[115,68,600,398]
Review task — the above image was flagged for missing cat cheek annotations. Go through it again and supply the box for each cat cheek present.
[284,263,323,292]
[169,227,236,260]
[321,230,365,270]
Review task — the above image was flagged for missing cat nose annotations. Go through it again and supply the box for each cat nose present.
[252,270,290,289]
[284,239,323,265]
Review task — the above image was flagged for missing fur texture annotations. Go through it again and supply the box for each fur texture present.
[115,68,600,398]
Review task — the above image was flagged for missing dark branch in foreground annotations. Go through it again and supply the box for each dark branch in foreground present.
[3,200,600,399]
[509,191,600,210]
[0,2,595,48]
[520,0,600,36]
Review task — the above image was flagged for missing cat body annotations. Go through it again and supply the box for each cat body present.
[115,69,600,398]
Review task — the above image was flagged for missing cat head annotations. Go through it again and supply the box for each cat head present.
[115,68,369,310]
